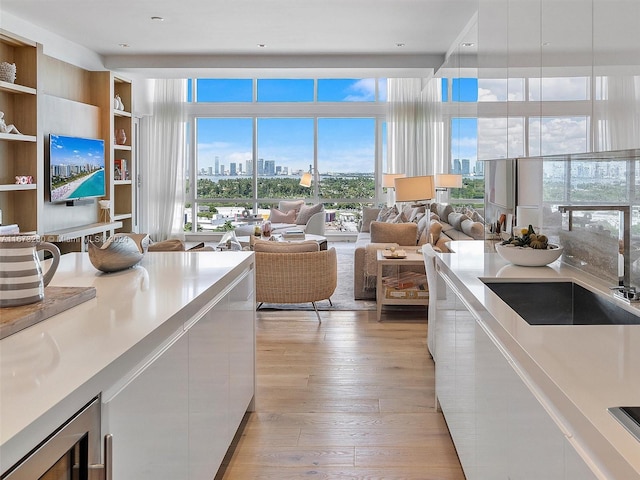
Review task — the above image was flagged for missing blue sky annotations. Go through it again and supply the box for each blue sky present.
[194,78,478,175]
[50,134,105,168]
[194,79,384,174]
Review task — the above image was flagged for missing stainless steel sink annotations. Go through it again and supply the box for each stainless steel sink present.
[482,281,640,326]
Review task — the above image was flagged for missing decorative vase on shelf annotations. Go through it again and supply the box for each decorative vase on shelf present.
[115,128,126,145]
[115,94,125,111]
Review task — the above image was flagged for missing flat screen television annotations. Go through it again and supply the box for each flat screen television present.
[49,134,106,203]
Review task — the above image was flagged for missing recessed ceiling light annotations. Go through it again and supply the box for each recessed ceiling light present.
[461,42,475,47]
[542,41,551,46]
[257,44,266,48]
[119,43,130,48]
[396,43,405,47]
[151,16,164,21]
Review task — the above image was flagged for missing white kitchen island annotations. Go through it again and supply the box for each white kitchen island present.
[430,241,640,480]
[0,251,255,479]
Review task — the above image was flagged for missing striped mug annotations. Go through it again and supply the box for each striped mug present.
[0,234,61,308]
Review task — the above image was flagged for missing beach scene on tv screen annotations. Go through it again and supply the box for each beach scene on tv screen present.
[50,135,105,202]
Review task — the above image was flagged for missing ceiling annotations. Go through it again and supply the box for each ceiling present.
[0,0,479,77]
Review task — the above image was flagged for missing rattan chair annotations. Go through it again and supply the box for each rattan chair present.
[254,245,337,322]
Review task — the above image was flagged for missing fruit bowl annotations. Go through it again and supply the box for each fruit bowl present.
[495,243,563,267]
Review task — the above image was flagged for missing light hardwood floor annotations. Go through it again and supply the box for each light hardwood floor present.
[215,309,465,479]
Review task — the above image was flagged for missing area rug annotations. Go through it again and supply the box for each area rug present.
[257,241,377,312]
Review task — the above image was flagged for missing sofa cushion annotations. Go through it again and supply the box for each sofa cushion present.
[296,203,324,225]
[443,228,473,241]
[461,218,485,240]
[370,221,418,245]
[361,206,381,233]
[278,199,305,213]
[270,207,297,224]
[254,239,319,252]
[448,212,470,231]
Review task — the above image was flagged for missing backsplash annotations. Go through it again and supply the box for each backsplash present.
[533,149,640,288]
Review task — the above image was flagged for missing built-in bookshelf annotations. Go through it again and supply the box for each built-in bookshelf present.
[0,30,41,233]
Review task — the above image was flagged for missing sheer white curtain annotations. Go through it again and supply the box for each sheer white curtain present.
[139,79,187,241]
[387,77,442,177]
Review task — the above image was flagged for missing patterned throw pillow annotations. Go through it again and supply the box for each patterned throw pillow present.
[269,208,297,224]
[376,205,398,222]
[296,203,324,225]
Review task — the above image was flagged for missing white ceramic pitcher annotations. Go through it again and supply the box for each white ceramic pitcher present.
[0,234,61,308]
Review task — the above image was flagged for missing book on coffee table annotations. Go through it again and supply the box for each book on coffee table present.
[283,229,305,239]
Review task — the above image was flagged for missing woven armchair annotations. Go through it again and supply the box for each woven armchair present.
[254,246,337,322]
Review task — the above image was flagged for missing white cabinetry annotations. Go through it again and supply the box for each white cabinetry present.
[102,333,189,479]
[103,266,255,480]
[435,272,598,480]
[188,269,255,480]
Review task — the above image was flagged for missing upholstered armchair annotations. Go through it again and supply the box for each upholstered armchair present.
[253,239,337,322]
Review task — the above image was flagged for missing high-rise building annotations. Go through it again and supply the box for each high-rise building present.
[257,158,264,175]
[452,159,462,174]
[264,160,275,176]
[282,166,289,175]
[275,166,282,175]
[246,159,253,174]
[237,163,243,175]
[230,163,237,175]
[220,164,225,175]
[462,159,470,175]
[207,166,213,175]
[215,156,220,175]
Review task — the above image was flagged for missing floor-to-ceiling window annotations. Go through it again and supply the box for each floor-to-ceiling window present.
[184,78,386,234]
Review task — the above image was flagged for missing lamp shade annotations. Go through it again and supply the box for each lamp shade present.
[436,174,463,189]
[394,175,435,203]
[382,173,405,188]
[299,172,312,187]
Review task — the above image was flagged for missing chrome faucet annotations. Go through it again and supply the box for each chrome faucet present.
[558,205,638,303]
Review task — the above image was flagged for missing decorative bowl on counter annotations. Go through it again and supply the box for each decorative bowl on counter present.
[495,242,563,267]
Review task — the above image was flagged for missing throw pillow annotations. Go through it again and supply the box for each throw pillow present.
[447,212,470,231]
[419,219,443,246]
[269,207,297,224]
[376,205,398,222]
[148,239,185,252]
[408,206,426,222]
[296,203,324,225]
[416,214,430,243]
[387,211,408,223]
[278,199,305,213]
[437,204,454,224]
[361,206,381,233]
[461,219,486,240]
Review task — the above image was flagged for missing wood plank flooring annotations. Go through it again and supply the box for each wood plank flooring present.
[215,309,465,479]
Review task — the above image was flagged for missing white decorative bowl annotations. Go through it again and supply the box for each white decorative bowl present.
[495,243,563,267]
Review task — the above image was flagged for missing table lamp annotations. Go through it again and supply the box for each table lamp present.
[394,175,435,206]
[382,173,405,206]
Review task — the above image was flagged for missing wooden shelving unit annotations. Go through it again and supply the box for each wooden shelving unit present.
[112,76,135,233]
[1,29,136,243]
[0,30,41,233]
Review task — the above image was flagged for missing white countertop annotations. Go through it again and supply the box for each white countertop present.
[0,251,254,473]
[435,241,640,478]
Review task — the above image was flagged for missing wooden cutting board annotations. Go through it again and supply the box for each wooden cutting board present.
[0,286,97,340]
